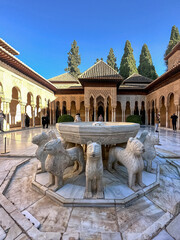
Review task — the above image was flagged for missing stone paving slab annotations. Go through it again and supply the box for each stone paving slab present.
[166,213,180,240]
[0,227,6,240]
[152,230,174,240]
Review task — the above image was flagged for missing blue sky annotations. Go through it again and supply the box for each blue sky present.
[0,0,179,79]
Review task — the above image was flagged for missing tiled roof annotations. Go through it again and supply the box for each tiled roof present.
[123,73,153,84]
[164,41,180,60]
[79,60,122,80]
[49,72,78,83]
[0,38,19,55]
[52,83,82,89]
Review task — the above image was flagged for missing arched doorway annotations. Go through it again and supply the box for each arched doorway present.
[125,101,131,121]
[97,96,104,121]
[116,101,122,122]
[151,101,155,125]
[62,101,67,115]
[140,101,145,124]
[80,101,85,121]
[134,101,139,115]
[160,96,166,127]
[90,96,94,121]
[56,101,60,123]
[168,93,176,128]
[71,101,76,118]
[10,87,21,128]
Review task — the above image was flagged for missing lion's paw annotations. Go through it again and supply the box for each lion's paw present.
[96,191,104,199]
[84,191,92,199]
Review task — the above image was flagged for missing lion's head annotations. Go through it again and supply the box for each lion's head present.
[127,137,144,156]
[145,134,159,146]
[44,138,66,155]
[87,141,101,160]
[32,132,49,145]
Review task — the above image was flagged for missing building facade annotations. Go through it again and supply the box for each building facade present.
[0,38,179,131]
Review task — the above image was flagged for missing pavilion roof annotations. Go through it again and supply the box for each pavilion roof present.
[49,72,79,83]
[123,73,153,84]
[78,60,123,81]
[0,38,19,55]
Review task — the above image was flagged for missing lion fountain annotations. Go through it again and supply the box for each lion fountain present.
[44,138,84,191]
[84,141,104,199]
[138,130,159,172]
[108,137,145,191]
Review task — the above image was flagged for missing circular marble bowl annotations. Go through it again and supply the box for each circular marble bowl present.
[56,122,140,145]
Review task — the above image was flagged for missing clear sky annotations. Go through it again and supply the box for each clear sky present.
[0,0,179,79]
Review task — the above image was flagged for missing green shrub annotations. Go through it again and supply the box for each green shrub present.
[57,114,74,123]
[126,115,142,124]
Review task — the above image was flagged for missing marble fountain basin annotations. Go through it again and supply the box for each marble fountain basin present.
[56,122,140,145]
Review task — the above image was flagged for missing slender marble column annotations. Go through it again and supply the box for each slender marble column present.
[166,109,168,128]
[21,104,26,128]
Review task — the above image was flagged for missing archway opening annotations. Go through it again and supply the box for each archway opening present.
[125,101,130,121]
[90,96,94,121]
[134,101,139,115]
[160,96,166,127]
[168,93,176,128]
[116,101,122,122]
[140,101,145,124]
[10,87,21,127]
[62,101,67,115]
[80,101,85,121]
[151,101,155,125]
[71,101,76,119]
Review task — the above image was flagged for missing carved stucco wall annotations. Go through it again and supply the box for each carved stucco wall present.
[84,87,117,107]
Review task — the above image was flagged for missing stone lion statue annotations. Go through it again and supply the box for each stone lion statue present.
[32,130,57,173]
[138,130,159,172]
[44,138,84,191]
[84,141,104,199]
[108,137,145,191]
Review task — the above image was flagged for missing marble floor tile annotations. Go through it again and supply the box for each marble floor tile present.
[56,183,85,199]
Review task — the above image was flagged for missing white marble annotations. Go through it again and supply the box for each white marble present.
[152,230,174,240]
[36,172,49,186]
[85,142,104,199]
[0,226,6,240]
[166,213,180,240]
[108,137,145,190]
[104,183,134,199]
[142,171,156,185]
[57,122,140,145]
[44,138,84,191]
[56,183,85,199]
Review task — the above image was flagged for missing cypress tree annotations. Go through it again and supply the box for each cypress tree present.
[95,58,103,64]
[164,26,180,67]
[65,40,81,77]
[119,40,138,79]
[138,44,158,80]
[107,48,118,71]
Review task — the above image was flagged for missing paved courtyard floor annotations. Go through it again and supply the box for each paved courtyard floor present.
[0,126,180,240]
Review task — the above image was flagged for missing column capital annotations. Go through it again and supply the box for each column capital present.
[2,98,11,103]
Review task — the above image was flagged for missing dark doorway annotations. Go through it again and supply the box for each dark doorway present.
[98,106,104,120]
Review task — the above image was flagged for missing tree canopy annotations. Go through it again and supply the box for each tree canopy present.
[107,48,118,71]
[119,40,138,79]
[65,40,81,78]
[95,58,103,64]
[164,25,180,67]
[138,44,158,80]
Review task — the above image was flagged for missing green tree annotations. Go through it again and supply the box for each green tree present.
[65,40,81,77]
[95,58,103,64]
[107,48,118,71]
[138,44,158,80]
[119,40,138,79]
[164,25,180,67]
